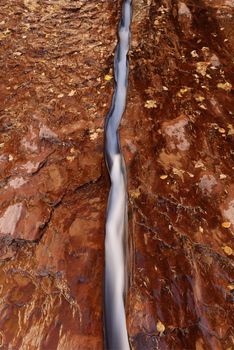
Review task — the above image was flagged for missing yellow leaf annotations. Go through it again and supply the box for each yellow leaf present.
[217,82,232,92]
[157,321,165,334]
[195,95,205,102]
[130,189,141,199]
[227,124,234,135]
[144,100,157,109]
[66,156,75,162]
[222,246,233,256]
[0,28,11,40]
[227,284,234,291]
[177,87,189,97]
[104,74,113,81]
[160,175,168,180]
[196,62,209,76]
[222,222,231,228]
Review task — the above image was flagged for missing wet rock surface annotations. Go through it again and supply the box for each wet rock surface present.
[124,0,234,349]
[0,0,233,349]
[0,1,121,348]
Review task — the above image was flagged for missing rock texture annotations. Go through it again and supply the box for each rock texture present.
[0,1,121,349]
[124,1,234,349]
[0,0,233,349]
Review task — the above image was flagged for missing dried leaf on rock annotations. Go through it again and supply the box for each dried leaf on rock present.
[104,74,113,81]
[222,246,233,256]
[217,82,232,92]
[157,321,165,334]
[227,124,234,135]
[144,100,157,108]
[177,87,189,97]
[221,222,231,229]
[196,62,209,76]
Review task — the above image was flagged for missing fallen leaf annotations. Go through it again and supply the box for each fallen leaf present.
[218,128,226,134]
[3,28,11,35]
[196,62,209,76]
[219,174,227,180]
[222,222,231,229]
[195,95,205,102]
[68,90,76,97]
[160,174,168,180]
[227,124,234,135]
[199,104,207,110]
[177,87,189,97]
[66,156,75,162]
[227,284,234,291]
[104,74,113,81]
[144,100,157,108]
[0,28,11,40]
[194,160,205,169]
[191,50,199,58]
[157,321,165,334]
[172,168,184,180]
[222,246,233,256]
[187,172,194,178]
[130,189,141,199]
[201,46,210,54]
[217,82,232,92]
[89,131,99,141]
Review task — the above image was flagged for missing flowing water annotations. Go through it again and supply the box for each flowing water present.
[104,0,132,349]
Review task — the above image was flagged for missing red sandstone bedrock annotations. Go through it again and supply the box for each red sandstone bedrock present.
[124,1,234,349]
[0,0,233,349]
[0,1,121,349]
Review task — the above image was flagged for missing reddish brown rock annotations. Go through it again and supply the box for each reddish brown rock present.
[0,0,234,349]
[0,0,122,348]
[123,0,234,349]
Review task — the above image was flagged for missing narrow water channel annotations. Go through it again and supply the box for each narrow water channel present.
[104,0,132,349]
